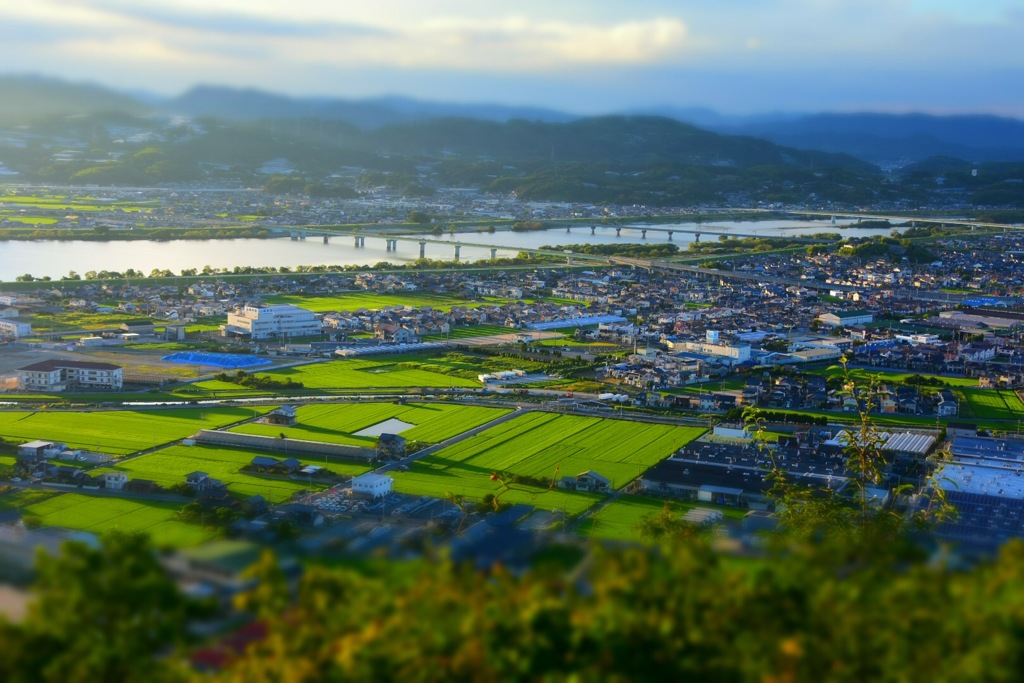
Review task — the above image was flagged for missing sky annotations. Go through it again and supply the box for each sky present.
[1,0,1022,116]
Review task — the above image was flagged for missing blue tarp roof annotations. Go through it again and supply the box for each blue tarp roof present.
[162,352,272,369]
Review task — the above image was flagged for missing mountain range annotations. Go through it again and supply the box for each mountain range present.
[0,74,1021,211]
[1,74,1022,166]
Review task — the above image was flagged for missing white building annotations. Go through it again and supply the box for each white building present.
[0,319,31,339]
[102,472,128,490]
[223,304,321,340]
[17,360,123,392]
[676,341,751,364]
[818,310,874,327]
[352,472,393,498]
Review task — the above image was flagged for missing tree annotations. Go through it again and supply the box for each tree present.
[744,360,953,559]
[13,531,187,683]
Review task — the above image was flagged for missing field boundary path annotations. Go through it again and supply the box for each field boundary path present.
[6,479,190,504]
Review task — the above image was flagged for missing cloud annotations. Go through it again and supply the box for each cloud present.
[0,1,1019,115]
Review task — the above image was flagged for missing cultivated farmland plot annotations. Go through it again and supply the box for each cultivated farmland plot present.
[230,402,510,446]
[17,492,213,547]
[0,406,269,455]
[577,495,747,542]
[392,413,704,514]
[263,292,511,313]
[191,357,479,395]
[94,444,369,503]
[959,388,1024,421]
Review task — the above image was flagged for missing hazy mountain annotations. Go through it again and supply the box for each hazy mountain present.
[162,86,577,129]
[699,112,1024,165]
[0,74,147,124]
[359,114,873,171]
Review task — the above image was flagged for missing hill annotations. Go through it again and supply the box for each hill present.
[163,85,577,129]
[706,112,1024,165]
[0,74,147,124]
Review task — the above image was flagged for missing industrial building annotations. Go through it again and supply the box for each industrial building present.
[223,304,321,340]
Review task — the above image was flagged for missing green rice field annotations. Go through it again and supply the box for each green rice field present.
[808,366,980,388]
[263,292,510,313]
[958,388,1024,421]
[190,357,479,396]
[94,444,368,502]
[0,406,268,455]
[230,402,510,446]
[391,413,704,514]
[577,495,747,541]
[8,492,213,547]
[422,325,516,341]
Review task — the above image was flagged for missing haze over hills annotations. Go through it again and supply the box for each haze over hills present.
[0,74,1021,210]
[2,75,1023,166]
[166,86,578,130]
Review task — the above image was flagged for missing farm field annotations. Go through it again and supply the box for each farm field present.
[535,338,619,349]
[957,388,1024,421]
[21,310,159,332]
[263,292,515,313]
[94,444,367,502]
[577,495,747,542]
[11,492,212,547]
[807,366,980,388]
[0,406,269,455]
[422,324,516,341]
[392,469,603,516]
[231,402,510,446]
[189,357,480,396]
[391,413,704,514]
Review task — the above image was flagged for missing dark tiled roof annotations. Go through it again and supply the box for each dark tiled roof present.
[18,359,121,372]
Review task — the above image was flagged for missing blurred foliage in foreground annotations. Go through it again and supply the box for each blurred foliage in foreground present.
[2,527,1024,682]
[1,381,1020,682]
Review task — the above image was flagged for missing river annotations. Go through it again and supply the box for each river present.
[0,218,898,281]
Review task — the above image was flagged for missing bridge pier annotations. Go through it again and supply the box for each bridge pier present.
[615,227,621,236]
[641,229,647,239]
[419,241,426,258]
[566,226,571,233]
[490,248,497,259]
[695,232,701,242]
[453,245,461,260]
[591,225,596,234]
[299,232,306,240]
[323,235,329,244]
[667,231,673,240]
[354,236,366,247]
[290,231,298,241]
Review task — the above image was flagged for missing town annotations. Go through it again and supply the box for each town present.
[4,207,1024,593]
